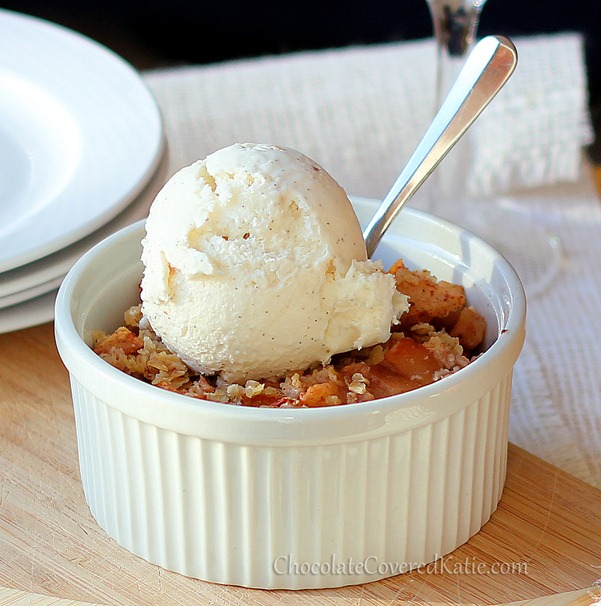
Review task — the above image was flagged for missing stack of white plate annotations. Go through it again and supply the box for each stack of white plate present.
[0,9,168,334]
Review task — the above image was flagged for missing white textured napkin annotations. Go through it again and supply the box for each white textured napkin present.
[144,33,593,201]
[468,34,593,196]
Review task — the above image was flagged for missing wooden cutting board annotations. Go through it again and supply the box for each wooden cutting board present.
[1,322,600,606]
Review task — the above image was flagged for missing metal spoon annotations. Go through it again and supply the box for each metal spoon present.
[363,35,518,257]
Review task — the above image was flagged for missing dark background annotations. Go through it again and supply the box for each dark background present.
[2,1,600,155]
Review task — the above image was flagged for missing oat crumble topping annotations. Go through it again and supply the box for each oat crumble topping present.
[93,260,486,407]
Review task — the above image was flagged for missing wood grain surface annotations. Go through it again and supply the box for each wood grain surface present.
[1,322,601,606]
[591,164,601,196]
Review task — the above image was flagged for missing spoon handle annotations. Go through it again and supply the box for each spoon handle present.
[363,35,517,257]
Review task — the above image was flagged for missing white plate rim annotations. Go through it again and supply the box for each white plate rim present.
[0,148,170,298]
[0,288,57,334]
[0,9,164,272]
[0,274,64,309]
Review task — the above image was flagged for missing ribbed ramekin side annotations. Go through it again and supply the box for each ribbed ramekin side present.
[388,371,512,575]
[71,379,115,537]
[70,370,513,590]
[439,371,513,555]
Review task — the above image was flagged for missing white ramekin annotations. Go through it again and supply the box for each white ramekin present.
[54,199,526,590]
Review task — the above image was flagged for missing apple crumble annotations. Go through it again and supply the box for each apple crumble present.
[92,259,486,407]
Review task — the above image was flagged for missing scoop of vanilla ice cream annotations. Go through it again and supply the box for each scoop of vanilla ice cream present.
[140,143,408,382]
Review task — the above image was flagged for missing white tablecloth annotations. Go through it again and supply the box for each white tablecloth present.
[143,35,601,488]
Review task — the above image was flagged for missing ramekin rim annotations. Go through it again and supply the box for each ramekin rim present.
[54,210,526,423]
